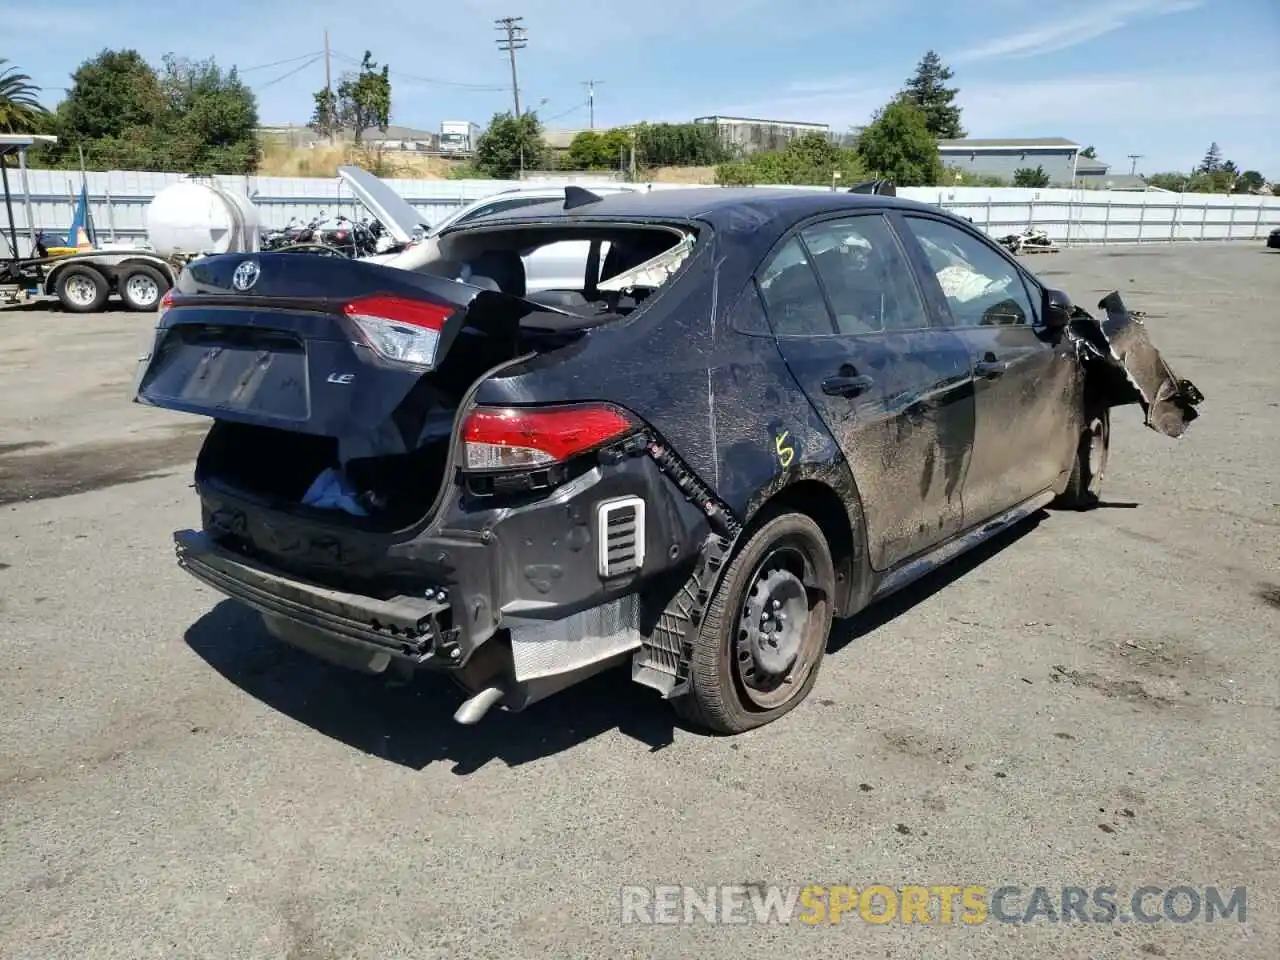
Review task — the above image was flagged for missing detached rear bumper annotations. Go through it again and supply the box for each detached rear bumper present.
[175,529,458,668]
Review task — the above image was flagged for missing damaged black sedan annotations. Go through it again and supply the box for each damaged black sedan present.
[135,186,1203,734]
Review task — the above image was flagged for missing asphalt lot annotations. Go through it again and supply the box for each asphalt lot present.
[2,243,1278,959]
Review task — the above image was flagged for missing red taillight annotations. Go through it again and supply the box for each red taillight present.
[158,289,174,319]
[342,295,455,368]
[462,404,638,471]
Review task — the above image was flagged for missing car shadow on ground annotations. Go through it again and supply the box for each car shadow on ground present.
[183,505,1131,773]
[184,600,680,775]
[827,512,1045,655]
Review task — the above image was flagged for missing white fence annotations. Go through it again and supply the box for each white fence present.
[6,167,1279,256]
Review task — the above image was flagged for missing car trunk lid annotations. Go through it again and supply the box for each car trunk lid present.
[134,251,574,457]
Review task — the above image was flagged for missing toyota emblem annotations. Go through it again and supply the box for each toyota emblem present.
[232,259,260,291]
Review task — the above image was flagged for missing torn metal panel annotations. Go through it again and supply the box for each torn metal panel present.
[1066,291,1204,438]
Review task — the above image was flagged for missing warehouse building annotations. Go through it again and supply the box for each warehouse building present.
[937,137,1083,185]
[693,115,830,155]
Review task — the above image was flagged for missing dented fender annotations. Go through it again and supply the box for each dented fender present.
[1065,291,1204,438]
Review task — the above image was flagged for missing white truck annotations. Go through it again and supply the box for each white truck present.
[439,121,482,154]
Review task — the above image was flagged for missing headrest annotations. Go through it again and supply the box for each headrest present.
[465,249,526,297]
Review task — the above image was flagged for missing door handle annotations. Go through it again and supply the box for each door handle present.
[974,360,1008,379]
[821,373,875,397]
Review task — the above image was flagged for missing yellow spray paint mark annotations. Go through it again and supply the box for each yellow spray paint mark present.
[775,430,794,469]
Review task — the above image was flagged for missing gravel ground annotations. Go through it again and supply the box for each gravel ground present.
[1,243,1278,959]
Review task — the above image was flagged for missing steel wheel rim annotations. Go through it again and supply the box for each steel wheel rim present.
[65,276,98,306]
[126,274,159,307]
[733,542,821,710]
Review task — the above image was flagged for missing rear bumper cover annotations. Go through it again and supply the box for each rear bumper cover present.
[180,452,713,675]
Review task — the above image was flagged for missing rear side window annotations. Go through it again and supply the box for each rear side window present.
[757,237,834,336]
[799,215,929,334]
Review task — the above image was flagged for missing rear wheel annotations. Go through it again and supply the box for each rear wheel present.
[672,512,835,734]
[55,265,108,313]
[119,264,169,311]
[1055,407,1110,509]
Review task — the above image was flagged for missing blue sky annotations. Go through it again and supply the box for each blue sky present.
[10,0,1280,176]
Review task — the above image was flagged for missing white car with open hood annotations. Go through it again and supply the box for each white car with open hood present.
[337,165,641,291]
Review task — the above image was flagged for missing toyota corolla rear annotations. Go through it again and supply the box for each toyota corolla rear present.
[135,224,713,720]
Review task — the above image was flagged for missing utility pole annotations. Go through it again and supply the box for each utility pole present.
[323,28,334,143]
[581,79,604,129]
[1128,154,1143,176]
[495,16,527,117]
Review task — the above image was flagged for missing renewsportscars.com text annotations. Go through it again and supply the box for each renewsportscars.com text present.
[619,884,1247,926]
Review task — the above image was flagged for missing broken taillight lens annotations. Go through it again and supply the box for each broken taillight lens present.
[462,404,639,471]
[343,294,455,368]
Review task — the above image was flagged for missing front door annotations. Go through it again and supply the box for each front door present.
[758,213,975,571]
[896,214,1080,524]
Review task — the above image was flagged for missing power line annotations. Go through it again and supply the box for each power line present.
[543,102,585,124]
[331,50,504,91]
[253,54,323,90]
[494,16,527,117]
[238,52,324,73]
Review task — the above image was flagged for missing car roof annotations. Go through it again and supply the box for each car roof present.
[488,183,636,199]
[448,186,939,230]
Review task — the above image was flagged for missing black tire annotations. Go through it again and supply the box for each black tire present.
[672,512,836,734]
[55,265,108,313]
[1054,406,1110,509]
[119,264,169,312]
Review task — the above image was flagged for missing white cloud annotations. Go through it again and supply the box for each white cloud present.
[949,0,1203,63]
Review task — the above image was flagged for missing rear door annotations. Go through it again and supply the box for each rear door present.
[895,213,1079,524]
[759,212,974,571]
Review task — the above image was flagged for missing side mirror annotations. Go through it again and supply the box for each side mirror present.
[1043,288,1072,329]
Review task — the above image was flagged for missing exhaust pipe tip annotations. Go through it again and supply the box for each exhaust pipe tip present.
[453,684,506,725]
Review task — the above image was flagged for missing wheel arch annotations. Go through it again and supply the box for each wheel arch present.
[116,256,177,287]
[43,259,109,295]
[739,465,873,618]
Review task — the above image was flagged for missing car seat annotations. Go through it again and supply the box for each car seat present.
[464,249,526,297]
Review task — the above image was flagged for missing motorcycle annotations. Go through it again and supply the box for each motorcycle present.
[259,212,391,259]
[997,226,1055,255]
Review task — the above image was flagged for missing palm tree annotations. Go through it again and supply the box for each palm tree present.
[0,58,48,133]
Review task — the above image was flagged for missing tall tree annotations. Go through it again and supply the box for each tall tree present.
[42,48,257,173]
[155,54,259,173]
[1197,142,1223,173]
[337,52,391,144]
[1234,170,1265,194]
[0,59,48,133]
[856,95,943,186]
[55,49,164,141]
[309,88,339,140]
[902,50,965,139]
[474,110,547,178]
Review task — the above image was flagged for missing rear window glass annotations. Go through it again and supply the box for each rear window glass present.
[757,238,833,336]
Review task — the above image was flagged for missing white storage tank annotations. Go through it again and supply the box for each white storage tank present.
[145,178,261,258]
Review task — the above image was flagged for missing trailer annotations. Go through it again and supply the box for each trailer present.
[1,134,178,312]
